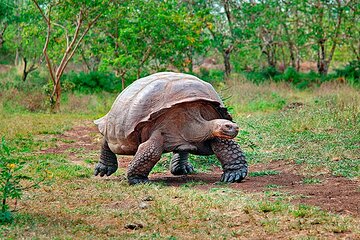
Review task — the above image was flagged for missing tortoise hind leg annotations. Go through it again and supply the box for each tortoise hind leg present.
[211,138,248,183]
[170,152,194,175]
[127,131,164,185]
[94,139,118,177]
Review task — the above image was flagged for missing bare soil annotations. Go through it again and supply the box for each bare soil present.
[41,122,360,216]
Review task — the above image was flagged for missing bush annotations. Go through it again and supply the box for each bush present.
[335,60,360,85]
[198,68,225,83]
[63,71,122,93]
[275,67,300,83]
[0,138,51,224]
[244,66,341,89]
[244,66,280,84]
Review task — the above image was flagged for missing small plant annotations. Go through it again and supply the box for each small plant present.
[302,178,322,184]
[249,170,280,177]
[0,138,50,224]
[265,184,282,189]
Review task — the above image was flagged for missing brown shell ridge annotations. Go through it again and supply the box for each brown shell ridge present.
[131,98,231,137]
[94,115,107,136]
[96,72,232,144]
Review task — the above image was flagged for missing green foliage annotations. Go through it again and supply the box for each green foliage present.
[243,66,351,89]
[197,68,225,82]
[335,60,360,85]
[302,178,322,185]
[63,71,122,93]
[0,138,43,224]
[249,170,280,177]
[244,66,279,83]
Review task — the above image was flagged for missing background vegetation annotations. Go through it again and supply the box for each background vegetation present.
[0,0,359,238]
[0,0,359,111]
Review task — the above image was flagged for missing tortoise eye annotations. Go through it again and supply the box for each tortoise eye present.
[225,124,232,129]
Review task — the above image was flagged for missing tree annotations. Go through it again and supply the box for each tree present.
[99,0,208,89]
[344,1,360,61]
[0,0,16,49]
[31,0,106,111]
[204,0,237,78]
[305,0,347,75]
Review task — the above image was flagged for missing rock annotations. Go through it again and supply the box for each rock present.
[139,202,149,209]
[125,223,144,230]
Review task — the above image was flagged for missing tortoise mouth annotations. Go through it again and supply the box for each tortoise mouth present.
[213,129,238,139]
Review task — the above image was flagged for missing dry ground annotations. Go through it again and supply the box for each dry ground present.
[41,121,360,217]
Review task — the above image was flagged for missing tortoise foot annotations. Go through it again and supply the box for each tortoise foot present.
[128,175,150,185]
[94,162,118,177]
[171,162,194,175]
[221,165,248,183]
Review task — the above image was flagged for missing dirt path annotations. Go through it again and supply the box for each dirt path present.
[41,122,360,216]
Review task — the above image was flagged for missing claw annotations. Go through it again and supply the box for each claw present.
[221,166,248,183]
[94,162,118,177]
[234,173,241,182]
[227,174,235,182]
[128,175,150,185]
[171,162,194,175]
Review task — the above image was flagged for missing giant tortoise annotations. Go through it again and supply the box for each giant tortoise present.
[94,72,248,185]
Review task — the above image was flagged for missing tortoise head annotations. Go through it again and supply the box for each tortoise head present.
[211,119,239,139]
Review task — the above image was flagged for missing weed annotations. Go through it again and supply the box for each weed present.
[302,178,322,184]
[291,205,316,218]
[0,138,50,224]
[266,184,282,189]
[249,170,280,177]
[258,201,285,213]
[180,181,206,188]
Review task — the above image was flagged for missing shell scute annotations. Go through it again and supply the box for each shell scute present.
[95,72,231,145]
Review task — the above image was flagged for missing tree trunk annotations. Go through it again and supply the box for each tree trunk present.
[22,57,38,81]
[223,52,231,78]
[121,76,125,91]
[0,23,7,48]
[317,40,328,75]
[51,79,62,112]
[22,58,29,81]
[14,48,20,66]
[282,23,296,69]
[223,45,233,79]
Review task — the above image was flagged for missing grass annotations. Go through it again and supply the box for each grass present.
[1,180,359,239]
[225,79,360,179]
[0,70,359,238]
[302,178,323,185]
[249,170,280,177]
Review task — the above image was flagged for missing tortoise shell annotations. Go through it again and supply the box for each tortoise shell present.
[95,72,232,147]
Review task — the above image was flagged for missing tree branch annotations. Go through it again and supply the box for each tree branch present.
[32,0,56,85]
[56,12,102,80]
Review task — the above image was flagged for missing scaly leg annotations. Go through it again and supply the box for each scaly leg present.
[211,138,248,183]
[170,152,194,175]
[127,132,164,185]
[94,139,118,177]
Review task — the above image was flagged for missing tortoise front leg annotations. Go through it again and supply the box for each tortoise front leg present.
[127,132,164,185]
[170,152,194,175]
[211,138,248,183]
[94,139,118,177]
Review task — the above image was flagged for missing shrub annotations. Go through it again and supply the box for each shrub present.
[335,60,360,85]
[63,71,122,93]
[0,138,50,224]
[198,68,225,83]
[244,66,280,84]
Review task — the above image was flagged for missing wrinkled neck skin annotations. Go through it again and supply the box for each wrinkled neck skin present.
[140,102,223,148]
[178,111,219,143]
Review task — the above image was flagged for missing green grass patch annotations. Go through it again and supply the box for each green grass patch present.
[302,178,322,184]
[249,170,280,177]
[1,77,359,238]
